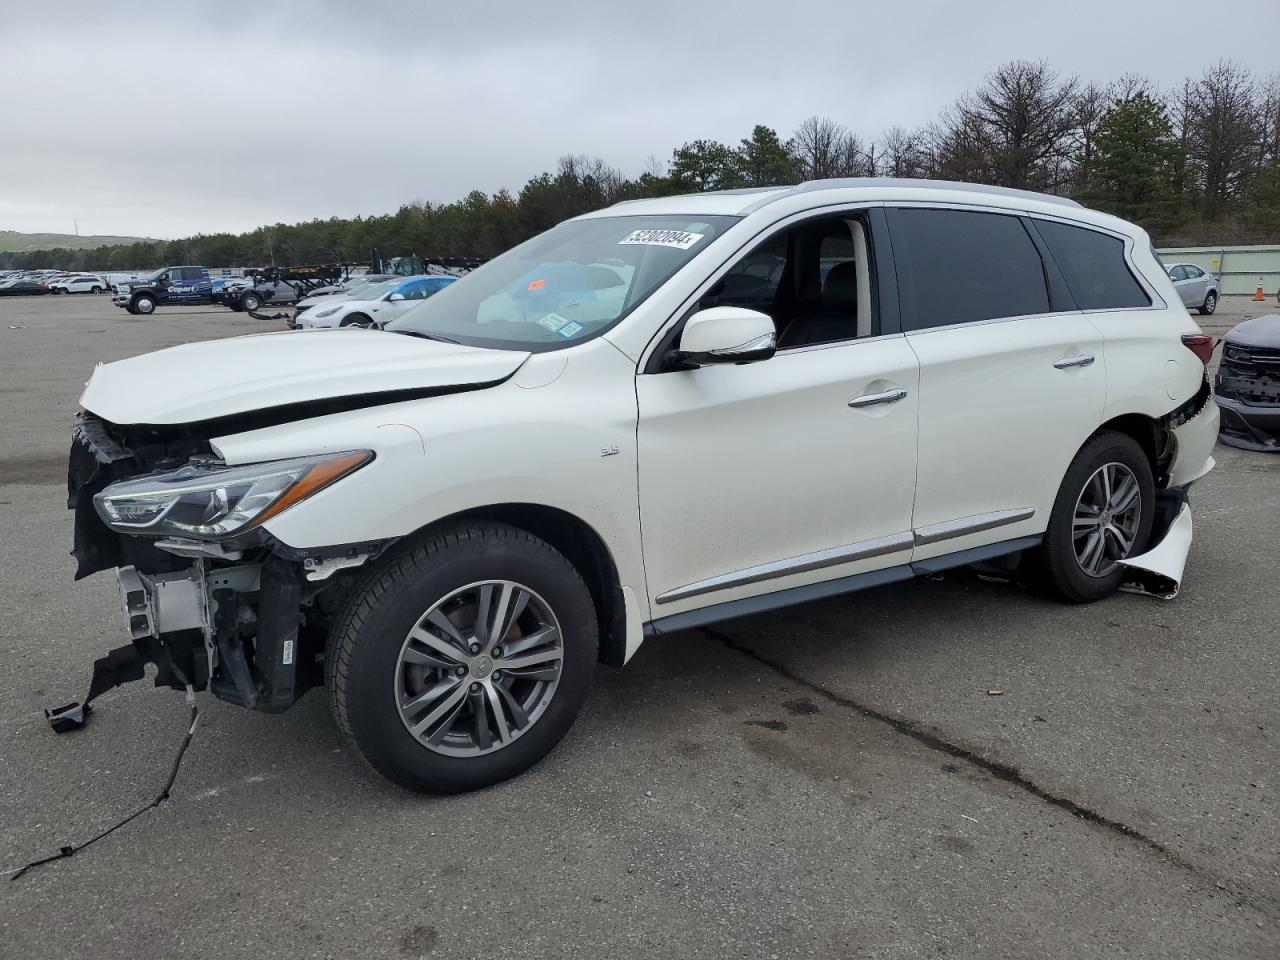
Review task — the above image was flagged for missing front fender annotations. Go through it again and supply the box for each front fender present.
[211,342,649,623]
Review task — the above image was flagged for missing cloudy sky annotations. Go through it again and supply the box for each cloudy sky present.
[1,0,1275,240]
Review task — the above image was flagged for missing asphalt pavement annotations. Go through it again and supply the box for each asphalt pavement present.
[0,293,1276,959]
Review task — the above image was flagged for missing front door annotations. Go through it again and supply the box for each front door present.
[637,211,919,622]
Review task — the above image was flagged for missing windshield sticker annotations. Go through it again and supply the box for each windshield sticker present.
[536,312,570,333]
[527,278,545,291]
[618,229,705,250]
[556,321,585,339]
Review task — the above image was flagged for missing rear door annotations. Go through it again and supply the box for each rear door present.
[887,206,1107,561]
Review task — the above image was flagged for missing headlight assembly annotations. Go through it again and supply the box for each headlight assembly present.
[314,305,343,318]
[94,450,372,539]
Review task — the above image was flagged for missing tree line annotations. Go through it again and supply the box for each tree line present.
[6,59,1278,273]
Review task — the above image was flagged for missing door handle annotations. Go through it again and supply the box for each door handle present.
[848,387,908,408]
[1053,353,1095,370]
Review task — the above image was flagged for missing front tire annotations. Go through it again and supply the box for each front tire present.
[1038,431,1155,603]
[327,523,598,792]
[340,313,373,328]
[131,294,156,315]
[240,293,261,312]
[1198,290,1217,315]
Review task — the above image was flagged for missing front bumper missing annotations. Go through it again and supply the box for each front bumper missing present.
[47,554,308,733]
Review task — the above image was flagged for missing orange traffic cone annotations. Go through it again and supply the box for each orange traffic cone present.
[1254,278,1266,301]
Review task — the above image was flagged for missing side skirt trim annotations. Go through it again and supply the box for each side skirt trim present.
[643,535,1042,637]
[912,508,1035,546]
[654,531,914,605]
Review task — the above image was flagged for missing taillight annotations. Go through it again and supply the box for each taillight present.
[1181,334,1215,365]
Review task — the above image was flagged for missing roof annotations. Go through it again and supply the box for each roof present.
[590,178,1085,220]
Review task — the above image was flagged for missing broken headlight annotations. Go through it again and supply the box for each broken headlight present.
[94,450,372,539]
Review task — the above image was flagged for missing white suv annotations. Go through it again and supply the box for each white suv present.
[63,179,1218,792]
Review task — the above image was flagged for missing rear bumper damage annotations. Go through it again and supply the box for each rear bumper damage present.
[1118,390,1217,600]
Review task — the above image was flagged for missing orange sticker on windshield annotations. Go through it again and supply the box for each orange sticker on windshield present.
[527,279,545,291]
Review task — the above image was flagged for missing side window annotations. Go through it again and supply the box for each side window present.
[1168,265,1187,281]
[699,232,787,316]
[1184,265,1203,279]
[1035,220,1151,310]
[895,209,1050,328]
[697,214,875,348]
[182,267,204,282]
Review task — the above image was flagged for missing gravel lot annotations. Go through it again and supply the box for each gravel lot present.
[1,293,1277,959]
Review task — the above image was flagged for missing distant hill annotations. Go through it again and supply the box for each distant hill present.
[0,230,155,252]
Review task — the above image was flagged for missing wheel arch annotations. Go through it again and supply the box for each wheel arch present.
[413,503,628,667]
[1095,412,1170,487]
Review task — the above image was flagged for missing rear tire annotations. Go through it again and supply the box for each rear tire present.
[326,522,598,792]
[1038,430,1155,603]
[1198,291,1217,315]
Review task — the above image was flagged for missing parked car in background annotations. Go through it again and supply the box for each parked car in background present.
[293,275,456,328]
[1215,313,1280,452]
[113,266,213,314]
[303,274,395,300]
[49,275,107,294]
[0,279,52,296]
[1165,262,1220,315]
[63,179,1218,793]
[292,275,397,323]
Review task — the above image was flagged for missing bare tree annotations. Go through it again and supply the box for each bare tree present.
[792,116,871,179]
[1112,73,1157,104]
[1070,81,1110,193]
[941,60,1079,191]
[1184,61,1259,218]
[1256,73,1280,166]
[880,126,928,178]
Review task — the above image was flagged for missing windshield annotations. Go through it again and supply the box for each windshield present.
[386,214,737,350]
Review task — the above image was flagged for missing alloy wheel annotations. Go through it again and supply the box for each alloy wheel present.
[394,580,564,757]
[1072,462,1142,577]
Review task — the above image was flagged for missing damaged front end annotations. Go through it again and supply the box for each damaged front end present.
[54,412,387,730]
[1215,314,1280,453]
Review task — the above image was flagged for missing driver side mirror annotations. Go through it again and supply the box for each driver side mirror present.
[672,307,776,367]
[388,292,406,302]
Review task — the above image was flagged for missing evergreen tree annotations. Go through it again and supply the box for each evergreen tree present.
[1086,94,1187,232]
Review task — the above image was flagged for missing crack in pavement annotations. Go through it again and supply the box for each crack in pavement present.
[701,625,1277,921]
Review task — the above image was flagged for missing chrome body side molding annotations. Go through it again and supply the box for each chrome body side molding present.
[654,531,914,605]
[912,508,1035,546]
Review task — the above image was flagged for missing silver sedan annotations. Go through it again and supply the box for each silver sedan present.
[1166,262,1220,315]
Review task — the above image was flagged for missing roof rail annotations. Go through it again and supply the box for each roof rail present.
[787,177,1083,208]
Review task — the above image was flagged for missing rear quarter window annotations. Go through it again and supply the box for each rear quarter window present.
[1035,220,1151,310]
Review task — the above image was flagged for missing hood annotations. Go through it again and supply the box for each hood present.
[80,329,529,425]
[1223,314,1280,350]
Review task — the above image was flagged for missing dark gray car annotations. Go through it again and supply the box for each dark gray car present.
[1166,263,1220,315]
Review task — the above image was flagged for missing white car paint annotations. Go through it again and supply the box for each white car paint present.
[294,276,457,329]
[80,329,528,424]
[80,179,1218,667]
[50,276,106,293]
